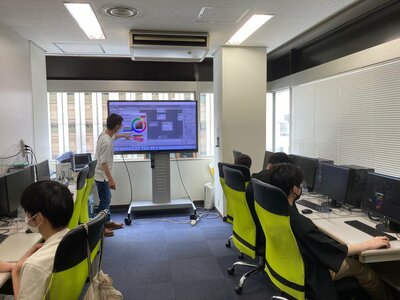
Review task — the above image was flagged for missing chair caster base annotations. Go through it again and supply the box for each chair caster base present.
[227,267,235,275]
[235,286,242,294]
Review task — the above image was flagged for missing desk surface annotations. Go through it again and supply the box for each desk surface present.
[297,195,400,264]
[0,225,42,287]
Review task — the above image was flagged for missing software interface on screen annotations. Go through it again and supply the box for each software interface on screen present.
[108,101,197,153]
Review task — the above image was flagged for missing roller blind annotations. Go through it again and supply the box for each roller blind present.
[291,59,400,177]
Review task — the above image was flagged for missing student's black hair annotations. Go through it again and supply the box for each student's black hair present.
[106,113,123,130]
[268,152,293,165]
[267,163,304,196]
[235,153,252,168]
[20,180,74,229]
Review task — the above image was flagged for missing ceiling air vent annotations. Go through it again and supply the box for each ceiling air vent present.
[130,30,209,62]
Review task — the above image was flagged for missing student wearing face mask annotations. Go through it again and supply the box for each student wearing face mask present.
[266,163,393,300]
[11,180,73,300]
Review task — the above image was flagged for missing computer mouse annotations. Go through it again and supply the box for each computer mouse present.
[301,208,313,214]
[25,228,33,233]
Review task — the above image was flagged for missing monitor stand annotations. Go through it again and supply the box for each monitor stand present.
[125,152,197,225]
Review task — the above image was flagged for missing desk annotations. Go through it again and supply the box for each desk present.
[0,231,41,287]
[297,194,400,264]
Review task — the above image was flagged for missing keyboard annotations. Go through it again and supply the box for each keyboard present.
[0,234,8,244]
[296,199,332,213]
[344,220,397,241]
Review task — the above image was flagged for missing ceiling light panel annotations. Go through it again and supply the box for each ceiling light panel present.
[227,14,274,45]
[64,2,105,39]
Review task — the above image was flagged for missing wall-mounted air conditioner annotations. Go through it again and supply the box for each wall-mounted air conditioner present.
[130,30,209,62]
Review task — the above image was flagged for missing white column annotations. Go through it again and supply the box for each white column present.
[213,46,267,215]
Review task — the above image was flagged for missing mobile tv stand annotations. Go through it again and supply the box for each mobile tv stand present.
[124,152,197,225]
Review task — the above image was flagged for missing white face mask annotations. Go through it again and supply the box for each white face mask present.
[25,213,41,233]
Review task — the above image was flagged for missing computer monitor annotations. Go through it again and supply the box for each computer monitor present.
[289,154,318,191]
[365,172,400,233]
[2,166,35,217]
[36,160,50,181]
[262,151,274,170]
[318,164,350,206]
[0,175,9,217]
[72,153,92,172]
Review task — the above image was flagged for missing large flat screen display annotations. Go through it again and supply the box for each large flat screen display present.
[108,100,198,154]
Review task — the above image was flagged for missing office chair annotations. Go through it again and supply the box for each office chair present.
[218,162,252,248]
[223,166,265,294]
[45,210,107,299]
[218,162,234,225]
[80,160,97,224]
[252,178,306,300]
[68,166,90,229]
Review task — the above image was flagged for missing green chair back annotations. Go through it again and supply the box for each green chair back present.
[218,162,251,224]
[80,160,97,224]
[45,226,88,300]
[218,162,233,223]
[68,166,89,229]
[45,210,107,300]
[223,165,256,259]
[86,209,107,261]
[252,178,305,300]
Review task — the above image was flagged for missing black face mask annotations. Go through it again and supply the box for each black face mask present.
[294,187,303,201]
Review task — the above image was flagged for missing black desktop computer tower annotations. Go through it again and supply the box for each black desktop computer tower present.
[340,164,374,208]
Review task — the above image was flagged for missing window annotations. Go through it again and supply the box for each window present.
[47,92,214,160]
[266,89,290,153]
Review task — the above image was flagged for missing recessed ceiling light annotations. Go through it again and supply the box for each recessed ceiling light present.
[64,2,105,39]
[226,14,274,45]
[103,6,140,18]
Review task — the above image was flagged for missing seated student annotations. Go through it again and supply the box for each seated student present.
[267,163,393,300]
[11,180,74,300]
[246,152,292,203]
[234,152,252,169]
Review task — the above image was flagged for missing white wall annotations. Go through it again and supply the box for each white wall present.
[109,158,213,205]
[0,20,37,172]
[30,43,49,163]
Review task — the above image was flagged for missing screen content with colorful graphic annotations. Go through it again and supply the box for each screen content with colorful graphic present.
[107,100,198,153]
[365,172,400,230]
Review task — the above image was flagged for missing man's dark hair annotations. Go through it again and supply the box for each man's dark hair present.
[235,153,252,168]
[20,181,74,229]
[268,152,293,165]
[106,113,123,130]
[267,163,304,196]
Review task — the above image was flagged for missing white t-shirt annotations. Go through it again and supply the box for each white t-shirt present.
[19,228,69,300]
[94,132,114,182]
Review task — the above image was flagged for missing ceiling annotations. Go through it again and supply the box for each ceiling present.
[0,0,362,58]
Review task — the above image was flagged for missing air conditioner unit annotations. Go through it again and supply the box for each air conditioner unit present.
[130,30,209,62]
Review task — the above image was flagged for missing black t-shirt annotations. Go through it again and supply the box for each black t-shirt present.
[289,204,348,300]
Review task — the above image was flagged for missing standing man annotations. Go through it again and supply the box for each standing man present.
[95,113,129,237]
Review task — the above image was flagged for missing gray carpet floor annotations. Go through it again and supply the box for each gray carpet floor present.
[100,207,275,300]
